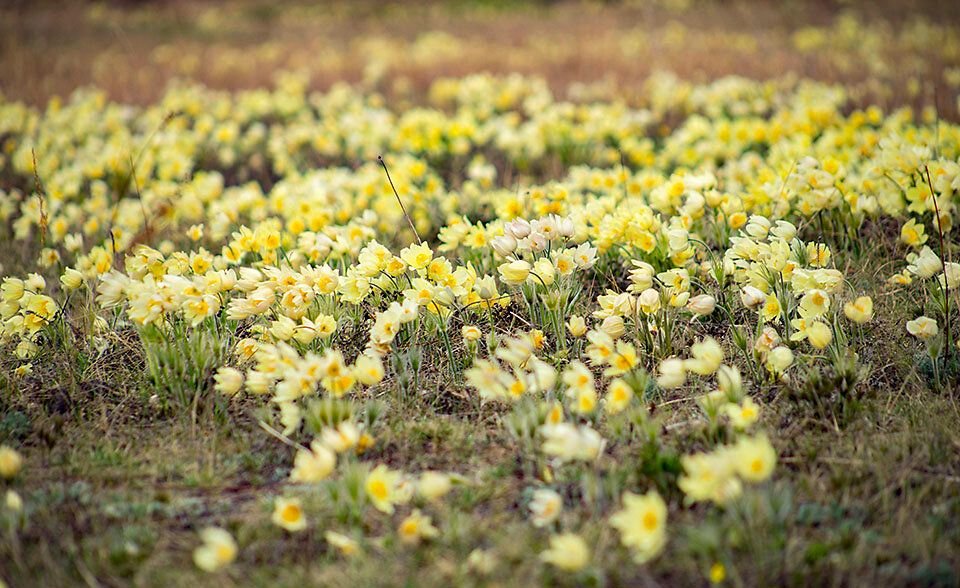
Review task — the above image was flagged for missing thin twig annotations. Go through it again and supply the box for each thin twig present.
[258,419,309,452]
[378,154,422,244]
[31,149,48,247]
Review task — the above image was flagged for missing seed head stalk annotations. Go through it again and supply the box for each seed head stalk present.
[922,165,952,368]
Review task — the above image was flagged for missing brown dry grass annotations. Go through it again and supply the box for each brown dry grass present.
[1,0,958,119]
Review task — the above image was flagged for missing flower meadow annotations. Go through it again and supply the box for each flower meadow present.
[2,3,960,587]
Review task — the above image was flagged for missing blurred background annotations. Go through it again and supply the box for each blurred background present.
[1,0,959,118]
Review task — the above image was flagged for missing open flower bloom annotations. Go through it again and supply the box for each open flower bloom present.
[733,434,777,482]
[398,509,440,545]
[723,397,761,429]
[906,316,938,340]
[610,490,667,563]
[272,497,307,532]
[605,378,634,414]
[366,464,404,514]
[679,448,743,505]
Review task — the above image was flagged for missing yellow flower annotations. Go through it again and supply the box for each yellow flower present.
[605,378,633,414]
[60,268,85,290]
[843,296,873,324]
[0,446,23,479]
[540,533,590,571]
[657,357,686,389]
[761,294,782,322]
[187,224,204,241]
[5,490,23,512]
[766,346,794,374]
[353,354,385,386]
[532,257,556,287]
[722,397,760,430]
[678,449,742,505]
[685,337,723,376]
[906,316,938,340]
[325,531,360,557]
[321,422,361,453]
[467,548,498,575]
[461,325,482,342]
[799,289,830,319]
[398,509,439,545]
[740,285,766,310]
[610,490,667,563]
[900,218,927,247]
[213,367,244,396]
[806,321,833,349]
[529,488,563,527]
[541,423,604,462]
[566,315,587,337]
[709,562,727,584]
[497,260,532,285]
[400,242,434,270]
[686,294,716,316]
[193,527,238,572]
[418,471,453,501]
[562,361,593,393]
[717,365,742,396]
[638,288,661,315]
[599,315,626,339]
[366,464,403,514]
[733,435,777,483]
[272,497,307,532]
[289,440,336,483]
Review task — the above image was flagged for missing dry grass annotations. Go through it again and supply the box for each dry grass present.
[1,0,958,118]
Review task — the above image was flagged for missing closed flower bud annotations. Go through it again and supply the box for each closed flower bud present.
[214,367,244,396]
[60,268,84,290]
[843,296,873,324]
[491,234,517,257]
[498,260,531,285]
[505,219,531,239]
[686,294,716,316]
[657,357,686,389]
[766,346,794,373]
[566,315,587,338]
[740,286,766,310]
[0,445,23,479]
[461,325,482,342]
[600,315,625,338]
[639,288,661,315]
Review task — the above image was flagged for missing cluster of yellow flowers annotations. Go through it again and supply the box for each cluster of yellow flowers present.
[2,67,958,579]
